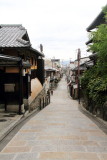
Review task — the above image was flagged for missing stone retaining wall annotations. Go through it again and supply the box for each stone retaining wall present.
[29,88,50,112]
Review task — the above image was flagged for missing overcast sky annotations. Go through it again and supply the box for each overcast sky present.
[0,0,107,60]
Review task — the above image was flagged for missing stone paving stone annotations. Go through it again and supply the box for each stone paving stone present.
[37,135,87,141]
[68,152,100,160]
[86,146,107,153]
[27,139,59,146]
[88,136,107,142]
[31,145,58,152]
[99,141,107,147]
[0,154,15,160]
[59,135,88,140]
[75,140,100,146]
[59,139,99,147]
[38,135,60,140]
[87,131,106,136]
[1,146,31,153]
[8,140,27,147]
[59,139,88,146]
[39,152,69,159]
[80,129,105,133]
[14,153,39,160]
[19,129,42,133]
[13,133,38,141]
[58,145,86,152]
[98,153,107,160]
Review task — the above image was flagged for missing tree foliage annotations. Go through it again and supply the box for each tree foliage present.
[81,6,107,108]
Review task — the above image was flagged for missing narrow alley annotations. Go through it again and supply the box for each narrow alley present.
[0,77,107,160]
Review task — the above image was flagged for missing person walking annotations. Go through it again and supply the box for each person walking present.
[51,90,53,95]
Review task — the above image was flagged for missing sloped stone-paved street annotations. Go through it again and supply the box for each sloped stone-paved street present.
[0,77,107,160]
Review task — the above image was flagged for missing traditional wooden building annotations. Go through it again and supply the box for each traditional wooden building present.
[67,57,89,99]
[0,24,44,114]
[44,67,57,92]
[86,10,105,32]
[71,63,87,99]
[86,8,106,54]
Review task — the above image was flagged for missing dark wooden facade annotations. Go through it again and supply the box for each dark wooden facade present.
[0,25,44,114]
[37,58,45,85]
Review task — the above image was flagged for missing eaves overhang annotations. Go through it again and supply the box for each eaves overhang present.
[29,47,45,57]
[86,11,105,32]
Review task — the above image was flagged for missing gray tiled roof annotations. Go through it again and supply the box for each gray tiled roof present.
[0,24,31,48]
[72,64,87,71]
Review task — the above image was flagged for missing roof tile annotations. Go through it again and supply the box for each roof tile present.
[0,24,31,48]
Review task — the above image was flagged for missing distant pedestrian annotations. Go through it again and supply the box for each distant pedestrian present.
[51,90,53,95]
[67,80,71,86]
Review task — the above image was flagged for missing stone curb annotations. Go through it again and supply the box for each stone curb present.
[0,115,23,142]
[66,90,107,133]
[79,101,107,134]
[0,107,40,143]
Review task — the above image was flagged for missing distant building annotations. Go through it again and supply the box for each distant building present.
[66,56,89,99]
[51,59,61,69]
[44,58,63,92]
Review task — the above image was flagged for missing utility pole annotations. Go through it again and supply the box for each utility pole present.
[40,44,43,53]
[77,48,81,103]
